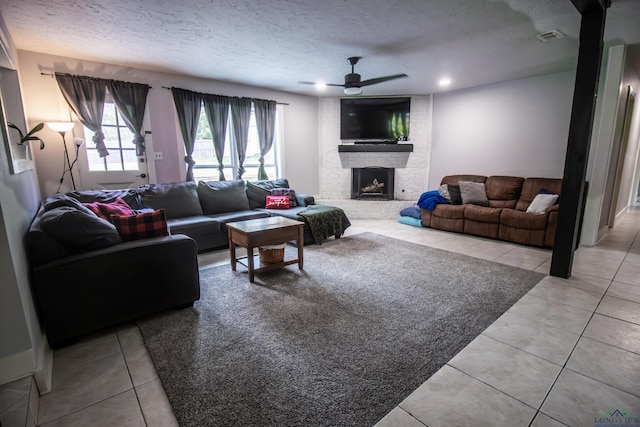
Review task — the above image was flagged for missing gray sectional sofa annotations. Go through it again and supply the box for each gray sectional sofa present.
[28,178,350,347]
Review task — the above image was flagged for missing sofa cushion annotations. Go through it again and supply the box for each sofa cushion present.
[39,206,122,250]
[246,178,290,209]
[430,204,465,219]
[538,188,561,205]
[459,181,489,206]
[464,204,502,223]
[111,209,170,241]
[83,197,135,221]
[44,194,97,216]
[265,195,290,209]
[526,194,559,214]
[438,184,451,203]
[208,210,271,224]
[516,178,562,211]
[138,181,203,219]
[167,216,223,234]
[448,185,463,205]
[500,208,548,230]
[485,176,524,208]
[198,180,250,214]
[270,188,297,207]
[295,194,315,207]
[400,206,422,219]
[66,189,142,209]
[398,216,423,227]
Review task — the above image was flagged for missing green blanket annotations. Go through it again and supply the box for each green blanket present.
[297,205,351,244]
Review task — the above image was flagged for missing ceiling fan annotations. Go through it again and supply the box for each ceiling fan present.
[299,57,408,95]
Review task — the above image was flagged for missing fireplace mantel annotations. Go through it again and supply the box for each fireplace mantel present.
[338,144,413,153]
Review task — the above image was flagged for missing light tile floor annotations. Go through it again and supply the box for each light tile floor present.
[2,208,639,426]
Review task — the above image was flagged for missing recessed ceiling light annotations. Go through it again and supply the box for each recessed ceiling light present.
[315,82,327,90]
[438,78,451,87]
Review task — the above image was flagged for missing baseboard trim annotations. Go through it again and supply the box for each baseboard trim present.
[33,333,53,395]
[596,225,609,244]
[0,349,34,386]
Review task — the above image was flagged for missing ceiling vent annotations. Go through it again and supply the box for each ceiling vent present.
[536,30,565,42]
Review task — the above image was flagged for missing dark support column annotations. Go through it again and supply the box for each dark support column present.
[550,3,608,278]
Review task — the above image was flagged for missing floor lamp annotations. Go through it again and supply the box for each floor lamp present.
[46,121,79,191]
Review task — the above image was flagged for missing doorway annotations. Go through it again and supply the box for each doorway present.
[601,85,636,229]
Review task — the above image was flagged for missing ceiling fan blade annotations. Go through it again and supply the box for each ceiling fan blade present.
[358,74,408,87]
[298,81,345,87]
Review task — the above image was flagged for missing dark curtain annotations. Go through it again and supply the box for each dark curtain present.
[106,81,150,157]
[229,97,252,179]
[202,94,230,181]
[55,73,109,157]
[253,99,277,180]
[171,88,202,181]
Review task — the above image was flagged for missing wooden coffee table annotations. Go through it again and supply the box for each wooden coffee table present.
[227,216,304,283]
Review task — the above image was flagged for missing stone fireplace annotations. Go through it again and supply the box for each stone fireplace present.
[317,96,431,219]
[351,167,395,200]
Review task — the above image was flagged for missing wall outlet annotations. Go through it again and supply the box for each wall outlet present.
[153,152,163,160]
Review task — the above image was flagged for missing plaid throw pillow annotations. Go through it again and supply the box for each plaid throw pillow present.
[83,197,134,221]
[269,188,297,207]
[265,195,290,209]
[110,209,169,241]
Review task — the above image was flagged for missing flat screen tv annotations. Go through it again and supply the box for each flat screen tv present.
[340,97,410,141]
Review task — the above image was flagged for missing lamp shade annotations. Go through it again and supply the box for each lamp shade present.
[344,87,362,95]
[46,122,75,133]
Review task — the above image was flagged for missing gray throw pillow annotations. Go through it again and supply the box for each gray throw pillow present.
[438,184,452,203]
[39,206,122,250]
[198,180,250,214]
[246,179,290,209]
[139,181,203,219]
[458,181,489,206]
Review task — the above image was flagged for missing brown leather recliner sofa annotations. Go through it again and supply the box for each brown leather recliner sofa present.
[421,174,562,248]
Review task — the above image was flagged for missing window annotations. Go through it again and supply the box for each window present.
[83,98,139,172]
[192,104,282,181]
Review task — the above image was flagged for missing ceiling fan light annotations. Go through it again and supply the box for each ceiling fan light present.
[344,87,362,95]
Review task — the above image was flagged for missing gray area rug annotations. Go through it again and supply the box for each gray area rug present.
[137,232,545,427]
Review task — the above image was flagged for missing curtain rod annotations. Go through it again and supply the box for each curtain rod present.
[161,86,289,105]
[40,73,288,105]
[40,72,152,88]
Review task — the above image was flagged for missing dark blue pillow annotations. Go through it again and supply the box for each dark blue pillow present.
[400,206,422,219]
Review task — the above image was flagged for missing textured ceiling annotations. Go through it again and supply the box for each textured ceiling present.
[1,0,640,97]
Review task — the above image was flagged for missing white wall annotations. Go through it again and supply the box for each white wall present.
[0,14,48,388]
[614,55,640,216]
[16,50,321,197]
[430,71,576,186]
[583,46,624,244]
